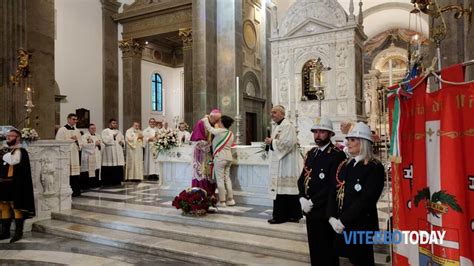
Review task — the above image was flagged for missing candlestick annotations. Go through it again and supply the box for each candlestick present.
[236,76,240,116]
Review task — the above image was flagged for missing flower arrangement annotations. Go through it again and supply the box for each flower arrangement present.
[21,128,39,142]
[172,187,217,216]
[153,129,178,157]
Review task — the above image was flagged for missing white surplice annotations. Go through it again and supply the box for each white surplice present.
[142,126,159,176]
[125,127,144,180]
[55,125,82,176]
[268,119,302,199]
[101,128,125,167]
[80,132,104,177]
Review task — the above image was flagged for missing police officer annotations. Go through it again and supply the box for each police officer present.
[298,117,346,266]
[327,122,385,266]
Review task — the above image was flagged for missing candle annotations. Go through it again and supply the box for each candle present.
[313,71,317,87]
[288,84,291,112]
[275,78,279,104]
[236,76,240,116]
[26,87,32,101]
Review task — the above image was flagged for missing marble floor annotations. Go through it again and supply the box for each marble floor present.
[0,181,392,265]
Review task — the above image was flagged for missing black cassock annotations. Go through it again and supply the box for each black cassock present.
[0,148,36,218]
[297,143,346,266]
[327,158,385,266]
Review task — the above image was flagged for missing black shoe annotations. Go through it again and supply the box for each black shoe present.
[0,219,12,240]
[10,219,24,243]
[267,219,286,224]
[288,218,300,223]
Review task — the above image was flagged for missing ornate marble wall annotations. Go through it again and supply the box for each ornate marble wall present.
[271,0,367,145]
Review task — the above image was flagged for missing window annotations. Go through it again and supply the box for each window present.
[152,73,163,112]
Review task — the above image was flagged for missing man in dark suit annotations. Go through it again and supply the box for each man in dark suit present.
[298,117,346,266]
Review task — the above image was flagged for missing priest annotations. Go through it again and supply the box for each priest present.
[55,113,82,196]
[101,118,125,186]
[80,123,103,188]
[143,118,159,180]
[125,122,144,181]
[190,109,221,196]
[265,105,303,224]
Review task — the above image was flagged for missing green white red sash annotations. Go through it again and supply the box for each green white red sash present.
[213,131,233,158]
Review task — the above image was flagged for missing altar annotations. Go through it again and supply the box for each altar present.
[156,144,274,206]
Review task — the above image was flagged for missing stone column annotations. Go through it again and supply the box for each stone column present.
[192,0,217,124]
[216,0,242,123]
[0,0,27,128]
[179,28,194,125]
[26,0,55,139]
[119,39,143,129]
[101,0,121,127]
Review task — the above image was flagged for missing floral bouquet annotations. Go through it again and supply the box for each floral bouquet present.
[153,129,178,157]
[21,128,39,142]
[172,187,217,216]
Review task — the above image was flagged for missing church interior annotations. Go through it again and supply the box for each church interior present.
[1,0,473,264]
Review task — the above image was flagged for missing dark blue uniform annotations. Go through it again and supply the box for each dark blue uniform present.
[298,143,346,266]
[327,158,385,266]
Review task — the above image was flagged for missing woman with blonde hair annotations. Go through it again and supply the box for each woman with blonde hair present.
[327,122,385,266]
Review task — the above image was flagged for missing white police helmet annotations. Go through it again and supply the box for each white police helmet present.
[346,122,373,143]
[311,117,334,135]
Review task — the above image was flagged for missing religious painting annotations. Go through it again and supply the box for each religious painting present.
[302,58,330,100]
[75,108,90,128]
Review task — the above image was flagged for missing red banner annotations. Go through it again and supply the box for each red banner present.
[389,65,474,265]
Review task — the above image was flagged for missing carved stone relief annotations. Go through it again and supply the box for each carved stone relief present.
[336,72,348,98]
[336,45,347,68]
[337,102,347,115]
[279,0,347,37]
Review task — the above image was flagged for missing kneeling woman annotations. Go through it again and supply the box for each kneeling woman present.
[327,122,385,266]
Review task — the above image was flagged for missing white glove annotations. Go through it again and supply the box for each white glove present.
[329,217,344,234]
[300,198,313,213]
[335,219,345,233]
[299,197,308,211]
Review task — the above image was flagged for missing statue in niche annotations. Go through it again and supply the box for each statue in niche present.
[302,58,331,100]
[365,90,372,116]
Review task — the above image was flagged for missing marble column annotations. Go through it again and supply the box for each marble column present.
[216,0,242,129]
[179,28,194,125]
[0,0,27,128]
[192,0,217,125]
[119,39,143,129]
[101,0,121,127]
[26,0,56,139]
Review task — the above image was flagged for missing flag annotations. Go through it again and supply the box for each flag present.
[389,64,474,265]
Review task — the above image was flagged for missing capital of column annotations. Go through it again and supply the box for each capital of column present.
[118,39,144,57]
[101,0,121,13]
[179,28,192,48]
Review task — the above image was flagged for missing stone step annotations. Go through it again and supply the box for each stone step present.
[51,209,311,263]
[71,198,390,254]
[32,219,306,266]
[155,187,273,206]
[72,198,308,242]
